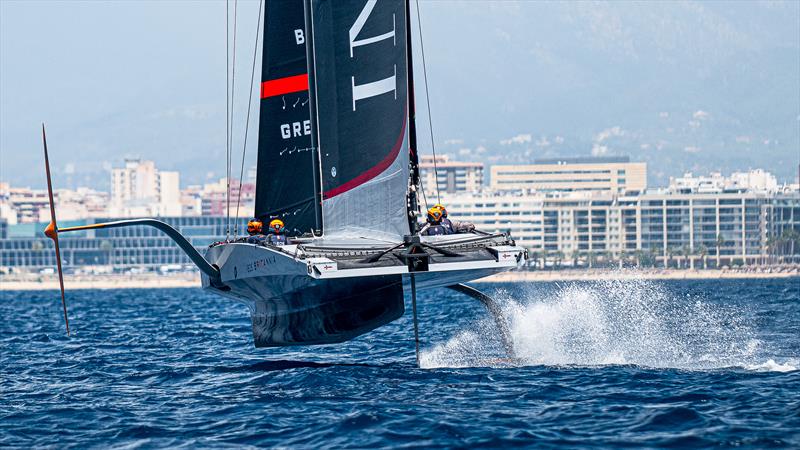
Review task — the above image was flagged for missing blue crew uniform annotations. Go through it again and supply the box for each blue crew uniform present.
[422,223,449,236]
[247,234,268,245]
[441,217,455,234]
[267,233,287,245]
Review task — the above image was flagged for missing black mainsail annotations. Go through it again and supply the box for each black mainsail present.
[308,0,411,239]
[254,0,321,236]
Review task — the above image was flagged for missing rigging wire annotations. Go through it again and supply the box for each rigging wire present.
[225,0,230,240]
[419,178,429,212]
[234,0,263,237]
[415,0,441,205]
[226,0,242,239]
[225,0,241,241]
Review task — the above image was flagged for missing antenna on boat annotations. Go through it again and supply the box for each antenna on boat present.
[41,123,71,336]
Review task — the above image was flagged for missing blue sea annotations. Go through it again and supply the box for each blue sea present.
[1,278,798,448]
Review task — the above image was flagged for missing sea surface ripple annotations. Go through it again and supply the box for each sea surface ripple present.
[1,278,798,448]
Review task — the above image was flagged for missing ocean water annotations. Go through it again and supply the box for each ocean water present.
[1,278,798,448]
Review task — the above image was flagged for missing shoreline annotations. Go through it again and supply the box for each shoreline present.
[1,268,797,291]
[482,268,800,283]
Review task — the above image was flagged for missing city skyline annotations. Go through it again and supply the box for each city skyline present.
[3,166,798,270]
[2,151,799,194]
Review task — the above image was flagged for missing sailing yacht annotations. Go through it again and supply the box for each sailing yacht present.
[43,0,527,351]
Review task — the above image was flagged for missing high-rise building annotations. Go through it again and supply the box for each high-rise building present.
[490,156,647,194]
[418,155,484,196]
[111,159,158,206]
[109,159,181,217]
[157,171,181,216]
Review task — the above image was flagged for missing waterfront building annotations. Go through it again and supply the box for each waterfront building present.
[490,156,647,194]
[418,155,484,196]
[1,170,797,271]
[439,188,799,267]
[0,216,247,271]
[439,192,545,251]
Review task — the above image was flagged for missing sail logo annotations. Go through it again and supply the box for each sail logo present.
[349,0,396,111]
[281,120,311,139]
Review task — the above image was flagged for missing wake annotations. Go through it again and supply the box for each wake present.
[421,278,797,372]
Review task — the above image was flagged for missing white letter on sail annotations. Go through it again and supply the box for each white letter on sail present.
[351,65,396,111]
[349,0,396,111]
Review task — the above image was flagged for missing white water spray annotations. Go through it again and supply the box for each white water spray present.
[421,278,796,372]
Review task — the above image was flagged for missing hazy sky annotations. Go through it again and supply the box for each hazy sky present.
[1,0,252,188]
[2,1,799,189]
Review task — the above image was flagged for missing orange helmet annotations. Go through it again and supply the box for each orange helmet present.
[269,219,285,233]
[427,207,443,224]
[247,219,263,235]
[433,203,447,218]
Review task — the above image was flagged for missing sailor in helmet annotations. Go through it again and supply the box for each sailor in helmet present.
[246,218,267,245]
[433,203,475,234]
[266,219,288,245]
[421,207,449,236]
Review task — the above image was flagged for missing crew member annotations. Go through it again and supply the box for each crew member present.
[421,207,449,236]
[433,203,475,234]
[266,219,288,245]
[246,218,267,245]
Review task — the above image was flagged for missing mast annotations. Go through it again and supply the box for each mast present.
[404,0,421,234]
[303,0,323,233]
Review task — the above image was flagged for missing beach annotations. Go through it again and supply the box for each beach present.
[2,266,797,291]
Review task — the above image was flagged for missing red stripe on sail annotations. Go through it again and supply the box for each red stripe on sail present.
[323,115,407,199]
[260,74,309,99]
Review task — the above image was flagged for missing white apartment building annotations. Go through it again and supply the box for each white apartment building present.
[491,156,647,194]
[438,191,545,251]
[0,182,49,224]
[670,169,779,194]
[419,155,484,196]
[0,182,110,225]
[110,159,181,217]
